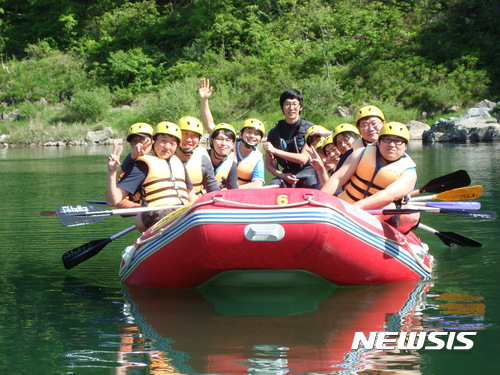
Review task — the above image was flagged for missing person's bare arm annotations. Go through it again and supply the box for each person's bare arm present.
[198,78,216,134]
[264,152,299,185]
[353,169,417,210]
[321,148,362,195]
[307,147,329,187]
[106,144,128,206]
[262,141,310,166]
[239,179,264,189]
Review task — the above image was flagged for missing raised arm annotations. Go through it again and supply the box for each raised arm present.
[106,144,128,206]
[198,78,216,134]
[307,146,329,187]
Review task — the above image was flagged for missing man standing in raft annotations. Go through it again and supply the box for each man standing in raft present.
[106,122,196,232]
[321,122,419,234]
[263,89,328,188]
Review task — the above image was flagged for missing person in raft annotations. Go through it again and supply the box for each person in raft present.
[331,123,360,156]
[308,133,342,188]
[335,105,385,172]
[116,122,155,208]
[320,122,419,234]
[175,115,221,196]
[198,78,265,189]
[106,121,197,232]
[307,123,358,187]
[263,89,329,188]
[303,124,331,189]
[208,123,239,189]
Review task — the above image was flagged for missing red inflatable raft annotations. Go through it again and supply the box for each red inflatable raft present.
[119,188,433,289]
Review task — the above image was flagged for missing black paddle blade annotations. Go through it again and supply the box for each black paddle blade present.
[62,238,112,269]
[419,170,471,194]
[55,205,109,227]
[436,231,482,247]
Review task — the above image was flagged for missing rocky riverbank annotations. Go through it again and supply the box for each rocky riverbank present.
[408,99,500,142]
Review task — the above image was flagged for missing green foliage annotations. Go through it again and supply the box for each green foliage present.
[491,104,500,119]
[17,101,41,121]
[63,87,111,123]
[0,0,498,131]
[101,48,162,93]
[138,77,200,125]
[298,76,346,125]
[0,50,88,105]
[110,87,135,107]
[24,40,57,59]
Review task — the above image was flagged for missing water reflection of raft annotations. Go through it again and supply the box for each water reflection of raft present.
[122,281,430,374]
[119,189,433,289]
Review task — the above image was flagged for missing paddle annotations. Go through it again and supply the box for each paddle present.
[417,223,482,247]
[44,204,183,227]
[410,186,483,202]
[85,200,107,205]
[367,207,496,219]
[62,225,137,269]
[410,169,471,197]
[410,201,481,210]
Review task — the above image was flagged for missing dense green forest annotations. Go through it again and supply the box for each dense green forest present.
[0,0,499,142]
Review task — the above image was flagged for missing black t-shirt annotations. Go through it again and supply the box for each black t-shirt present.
[267,118,313,174]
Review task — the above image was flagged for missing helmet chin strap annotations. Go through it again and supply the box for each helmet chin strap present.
[180,148,194,155]
[211,145,225,160]
[239,138,256,150]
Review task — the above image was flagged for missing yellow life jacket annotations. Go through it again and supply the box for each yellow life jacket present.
[237,148,263,185]
[184,148,209,196]
[137,154,189,206]
[339,144,416,204]
[351,137,369,150]
[213,151,236,183]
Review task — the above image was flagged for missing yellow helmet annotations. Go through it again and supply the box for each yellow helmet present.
[314,139,324,150]
[304,125,329,142]
[321,134,335,153]
[154,121,182,143]
[241,118,265,137]
[178,116,204,136]
[332,123,360,138]
[378,122,410,143]
[355,105,385,126]
[212,123,236,138]
[126,122,154,142]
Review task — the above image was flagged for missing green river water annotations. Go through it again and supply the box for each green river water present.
[0,142,498,374]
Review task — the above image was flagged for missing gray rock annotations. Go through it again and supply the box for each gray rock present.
[85,127,115,144]
[463,108,491,118]
[475,99,496,109]
[423,116,500,143]
[336,106,351,119]
[406,120,430,141]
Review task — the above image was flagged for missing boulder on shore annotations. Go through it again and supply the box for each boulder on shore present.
[422,101,500,143]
